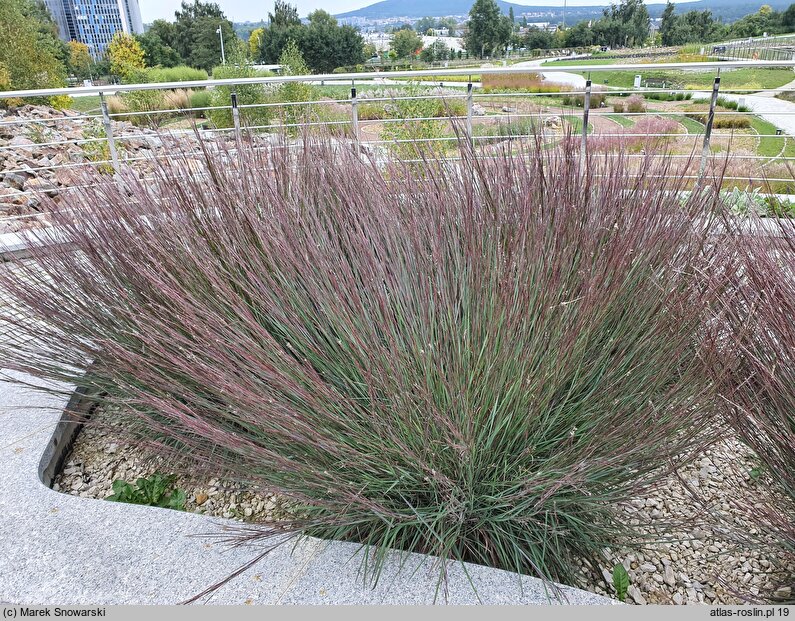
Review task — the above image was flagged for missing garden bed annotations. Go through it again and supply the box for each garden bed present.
[52,403,794,606]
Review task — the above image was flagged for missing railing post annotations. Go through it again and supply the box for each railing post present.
[350,84,360,151]
[230,90,242,145]
[98,92,120,174]
[580,79,591,167]
[699,75,721,177]
[466,82,474,148]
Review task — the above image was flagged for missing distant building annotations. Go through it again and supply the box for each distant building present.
[45,0,144,59]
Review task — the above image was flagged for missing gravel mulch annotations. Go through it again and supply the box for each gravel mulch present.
[53,408,794,605]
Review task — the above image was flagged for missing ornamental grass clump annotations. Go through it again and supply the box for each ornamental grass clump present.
[0,135,725,590]
[717,217,795,572]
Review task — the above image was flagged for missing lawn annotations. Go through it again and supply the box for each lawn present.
[749,116,795,159]
[671,114,706,135]
[389,74,478,83]
[544,66,795,91]
[67,95,101,114]
[605,113,634,127]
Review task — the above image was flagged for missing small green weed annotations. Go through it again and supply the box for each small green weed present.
[106,473,186,510]
[612,563,630,602]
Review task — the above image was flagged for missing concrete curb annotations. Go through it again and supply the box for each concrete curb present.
[0,371,616,605]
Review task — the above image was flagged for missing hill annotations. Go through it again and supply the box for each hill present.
[336,0,793,22]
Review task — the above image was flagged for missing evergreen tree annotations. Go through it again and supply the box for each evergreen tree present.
[173,0,236,71]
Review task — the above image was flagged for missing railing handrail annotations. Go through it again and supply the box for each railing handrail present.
[1,59,794,100]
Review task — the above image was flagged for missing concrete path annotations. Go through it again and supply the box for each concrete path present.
[692,87,795,137]
[511,56,589,89]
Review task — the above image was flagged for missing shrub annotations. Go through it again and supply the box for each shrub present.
[208,64,274,129]
[562,91,606,109]
[685,107,751,129]
[716,97,750,113]
[0,138,726,592]
[645,92,691,102]
[120,89,166,127]
[49,95,73,110]
[146,66,208,84]
[713,116,751,129]
[189,90,212,117]
[612,101,624,113]
[275,42,314,136]
[378,85,463,158]
[625,95,646,114]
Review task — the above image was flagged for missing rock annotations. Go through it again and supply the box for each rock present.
[195,491,208,506]
[775,586,792,599]
[544,115,562,129]
[8,136,35,150]
[627,584,647,605]
[672,592,683,605]
[640,563,657,573]
[664,565,676,587]
[23,177,58,197]
[4,172,29,190]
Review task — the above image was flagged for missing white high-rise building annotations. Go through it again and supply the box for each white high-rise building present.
[45,0,144,59]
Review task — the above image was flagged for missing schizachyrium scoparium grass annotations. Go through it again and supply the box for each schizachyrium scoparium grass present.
[716,215,795,580]
[0,136,725,591]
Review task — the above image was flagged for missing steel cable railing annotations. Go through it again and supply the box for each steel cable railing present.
[0,58,794,224]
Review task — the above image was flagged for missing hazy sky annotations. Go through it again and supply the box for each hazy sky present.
[138,0,695,23]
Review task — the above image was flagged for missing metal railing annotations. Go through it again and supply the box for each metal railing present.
[1,59,795,226]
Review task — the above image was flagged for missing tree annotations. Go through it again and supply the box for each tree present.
[659,1,676,45]
[149,19,180,49]
[258,0,302,64]
[300,10,365,73]
[26,0,69,68]
[173,0,236,71]
[249,27,265,60]
[0,0,66,94]
[415,16,437,33]
[783,3,795,30]
[391,28,422,59]
[67,41,92,79]
[465,0,512,58]
[441,18,459,35]
[563,21,595,46]
[524,26,554,49]
[135,29,182,67]
[508,6,515,24]
[107,32,146,80]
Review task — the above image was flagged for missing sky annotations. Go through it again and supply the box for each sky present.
[138,0,694,23]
